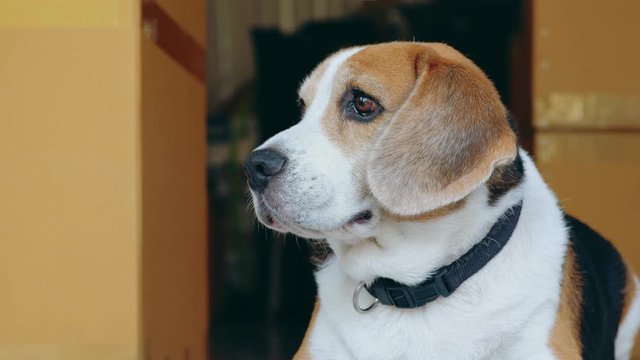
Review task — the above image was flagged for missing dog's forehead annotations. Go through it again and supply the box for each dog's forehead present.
[294,42,490,158]
[299,43,466,107]
[347,42,423,72]
[298,48,357,100]
[343,43,426,107]
[295,44,434,156]
[298,59,328,100]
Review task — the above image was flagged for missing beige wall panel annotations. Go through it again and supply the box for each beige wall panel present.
[141,37,209,360]
[536,132,640,270]
[534,0,640,128]
[0,0,132,27]
[0,1,208,359]
[0,23,139,360]
[534,0,640,94]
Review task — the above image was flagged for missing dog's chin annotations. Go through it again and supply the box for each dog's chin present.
[253,197,379,242]
[253,197,326,239]
[255,207,324,239]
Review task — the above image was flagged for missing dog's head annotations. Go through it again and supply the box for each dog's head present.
[245,42,517,243]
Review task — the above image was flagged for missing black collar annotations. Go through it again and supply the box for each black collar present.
[365,201,523,309]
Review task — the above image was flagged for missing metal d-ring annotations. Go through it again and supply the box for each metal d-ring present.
[353,281,380,314]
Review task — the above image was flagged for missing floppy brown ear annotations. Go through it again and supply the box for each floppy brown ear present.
[367,45,517,216]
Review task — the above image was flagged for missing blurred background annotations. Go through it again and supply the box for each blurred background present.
[0,0,638,359]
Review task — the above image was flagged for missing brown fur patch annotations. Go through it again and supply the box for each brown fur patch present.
[293,299,320,360]
[620,265,637,326]
[486,153,524,205]
[305,42,517,216]
[383,197,466,222]
[364,42,517,215]
[321,44,427,155]
[549,245,583,359]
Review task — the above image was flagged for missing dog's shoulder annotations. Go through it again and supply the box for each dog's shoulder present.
[552,215,631,359]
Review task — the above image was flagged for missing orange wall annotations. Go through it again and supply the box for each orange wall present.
[533,0,640,357]
[534,0,640,268]
[0,0,207,358]
[0,1,140,359]
[141,35,208,360]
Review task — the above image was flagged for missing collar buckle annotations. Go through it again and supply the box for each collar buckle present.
[366,268,451,309]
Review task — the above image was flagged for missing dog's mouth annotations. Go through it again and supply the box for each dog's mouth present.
[264,213,276,226]
[255,194,375,236]
[256,196,319,235]
[256,197,286,230]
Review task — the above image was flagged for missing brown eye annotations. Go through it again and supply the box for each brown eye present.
[354,95,378,115]
[347,89,382,121]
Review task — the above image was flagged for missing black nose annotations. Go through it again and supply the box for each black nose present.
[244,149,287,193]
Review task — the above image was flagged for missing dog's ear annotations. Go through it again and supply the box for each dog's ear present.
[367,45,517,216]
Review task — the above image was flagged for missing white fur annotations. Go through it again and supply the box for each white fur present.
[251,47,378,243]
[248,46,639,359]
[309,151,567,360]
[616,276,640,359]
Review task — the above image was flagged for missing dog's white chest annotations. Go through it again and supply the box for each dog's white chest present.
[307,180,569,360]
[311,263,560,360]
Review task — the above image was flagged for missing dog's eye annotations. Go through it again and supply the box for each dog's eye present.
[346,89,382,121]
[354,94,377,114]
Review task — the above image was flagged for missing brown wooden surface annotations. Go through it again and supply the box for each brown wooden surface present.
[142,0,206,82]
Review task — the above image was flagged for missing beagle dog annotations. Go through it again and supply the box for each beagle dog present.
[245,42,640,359]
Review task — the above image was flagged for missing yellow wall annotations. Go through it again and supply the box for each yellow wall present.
[0,1,140,358]
[534,0,640,357]
[141,35,208,360]
[0,0,207,359]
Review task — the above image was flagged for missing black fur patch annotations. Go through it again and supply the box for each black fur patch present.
[486,152,524,205]
[506,113,520,135]
[486,114,524,206]
[565,215,627,360]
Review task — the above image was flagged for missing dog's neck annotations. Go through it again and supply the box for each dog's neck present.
[327,183,524,286]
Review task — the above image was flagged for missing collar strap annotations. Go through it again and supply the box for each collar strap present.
[365,201,523,309]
